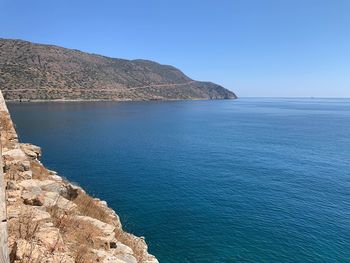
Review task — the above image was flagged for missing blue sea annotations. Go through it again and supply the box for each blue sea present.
[8,98,350,262]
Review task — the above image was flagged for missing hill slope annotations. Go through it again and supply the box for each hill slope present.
[0,39,236,101]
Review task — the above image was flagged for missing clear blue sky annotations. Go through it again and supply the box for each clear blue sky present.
[0,0,349,97]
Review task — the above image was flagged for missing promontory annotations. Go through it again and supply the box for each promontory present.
[0,38,236,101]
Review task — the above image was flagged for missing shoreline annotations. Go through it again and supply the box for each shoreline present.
[0,90,159,263]
[5,97,236,103]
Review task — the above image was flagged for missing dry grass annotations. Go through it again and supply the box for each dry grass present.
[8,209,44,263]
[115,229,148,262]
[9,208,40,241]
[73,192,111,223]
[47,205,101,262]
[73,191,149,261]
[29,160,51,180]
[0,112,13,131]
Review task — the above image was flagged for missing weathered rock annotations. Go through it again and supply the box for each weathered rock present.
[39,180,66,194]
[7,206,20,219]
[48,169,58,175]
[47,253,75,263]
[22,191,45,206]
[19,170,33,179]
[31,207,51,221]
[42,191,60,206]
[63,183,80,200]
[6,180,19,190]
[2,148,26,160]
[114,254,138,263]
[49,174,63,181]
[11,239,42,261]
[4,159,30,172]
[76,216,115,241]
[56,196,77,211]
[35,227,66,252]
[19,179,42,194]
[111,242,134,255]
[42,192,77,210]
[20,143,41,159]
[94,250,131,263]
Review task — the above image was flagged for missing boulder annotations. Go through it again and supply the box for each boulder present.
[42,192,77,211]
[94,250,130,263]
[49,174,63,181]
[19,179,42,194]
[56,196,77,211]
[4,159,30,172]
[75,216,115,241]
[2,148,26,160]
[111,242,133,255]
[20,143,41,159]
[22,191,45,206]
[42,191,60,206]
[63,183,80,200]
[31,207,51,221]
[38,180,66,194]
[114,254,138,263]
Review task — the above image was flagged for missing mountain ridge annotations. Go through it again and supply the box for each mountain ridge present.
[0,38,237,101]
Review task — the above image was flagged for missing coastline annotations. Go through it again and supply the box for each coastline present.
[0,90,158,263]
[5,97,237,103]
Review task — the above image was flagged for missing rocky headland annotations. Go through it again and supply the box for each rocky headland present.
[0,90,158,262]
[0,38,236,101]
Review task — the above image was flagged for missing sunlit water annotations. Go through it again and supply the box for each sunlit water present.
[8,98,350,262]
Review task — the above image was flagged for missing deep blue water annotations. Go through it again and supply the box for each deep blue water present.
[8,98,350,263]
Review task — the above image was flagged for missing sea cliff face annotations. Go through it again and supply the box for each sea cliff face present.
[0,38,236,101]
[0,91,158,263]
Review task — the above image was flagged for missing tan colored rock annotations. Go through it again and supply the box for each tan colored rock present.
[6,180,20,190]
[19,170,33,179]
[42,191,60,206]
[47,253,75,263]
[20,143,41,159]
[94,250,131,263]
[7,190,21,199]
[2,148,26,160]
[144,256,160,263]
[42,191,77,211]
[35,227,66,252]
[19,179,41,191]
[38,180,66,194]
[49,174,63,181]
[22,191,45,206]
[111,242,133,255]
[76,216,115,241]
[31,207,51,221]
[4,159,30,172]
[11,239,42,261]
[56,196,77,211]
[114,254,138,263]
[7,205,20,219]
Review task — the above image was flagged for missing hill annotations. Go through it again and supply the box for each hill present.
[0,39,236,101]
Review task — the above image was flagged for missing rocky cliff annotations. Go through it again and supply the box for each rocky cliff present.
[0,90,158,262]
[0,38,236,101]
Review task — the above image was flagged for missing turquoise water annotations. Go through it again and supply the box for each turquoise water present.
[8,98,350,262]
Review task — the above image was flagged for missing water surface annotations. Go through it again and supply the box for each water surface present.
[8,98,350,262]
